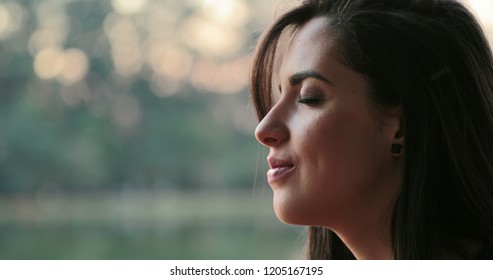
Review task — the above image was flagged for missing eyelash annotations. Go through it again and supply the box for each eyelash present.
[297,95,322,105]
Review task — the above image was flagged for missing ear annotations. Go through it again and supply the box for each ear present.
[384,106,404,156]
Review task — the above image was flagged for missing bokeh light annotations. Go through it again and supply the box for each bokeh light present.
[467,0,493,25]
[201,0,251,27]
[34,47,65,79]
[180,16,244,58]
[149,44,194,80]
[111,0,148,14]
[0,2,24,39]
[33,47,89,84]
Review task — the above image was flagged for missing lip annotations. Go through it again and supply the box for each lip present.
[267,157,295,185]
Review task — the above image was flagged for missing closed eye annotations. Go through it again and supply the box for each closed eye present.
[298,95,323,105]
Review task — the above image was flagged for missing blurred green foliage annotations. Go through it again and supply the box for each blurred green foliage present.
[0,0,304,259]
[0,192,304,259]
[0,0,262,193]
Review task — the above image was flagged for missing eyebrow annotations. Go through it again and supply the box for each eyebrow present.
[288,70,334,86]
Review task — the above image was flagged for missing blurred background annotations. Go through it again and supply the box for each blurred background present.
[0,0,492,259]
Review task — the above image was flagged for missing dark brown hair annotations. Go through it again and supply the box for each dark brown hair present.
[251,0,493,259]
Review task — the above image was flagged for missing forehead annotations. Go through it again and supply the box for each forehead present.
[278,17,370,105]
[279,17,338,79]
[290,17,333,48]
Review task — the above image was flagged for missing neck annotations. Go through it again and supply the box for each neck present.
[324,159,402,259]
[331,182,397,260]
[335,215,394,259]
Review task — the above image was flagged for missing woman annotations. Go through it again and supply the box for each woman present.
[251,0,493,259]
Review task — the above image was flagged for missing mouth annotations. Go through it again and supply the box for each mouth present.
[267,158,295,185]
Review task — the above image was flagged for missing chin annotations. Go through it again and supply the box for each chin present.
[273,196,312,226]
[272,191,337,227]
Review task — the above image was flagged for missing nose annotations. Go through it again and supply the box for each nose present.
[254,104,289,147]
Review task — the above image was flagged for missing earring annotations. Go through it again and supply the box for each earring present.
[391,144,402,155]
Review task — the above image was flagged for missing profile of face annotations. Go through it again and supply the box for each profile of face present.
[255,17,403,232]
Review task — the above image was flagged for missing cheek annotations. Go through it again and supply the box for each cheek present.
[302,109,358,170]
[300,107,384,201]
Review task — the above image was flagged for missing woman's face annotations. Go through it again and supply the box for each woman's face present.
[255,17,401,230]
